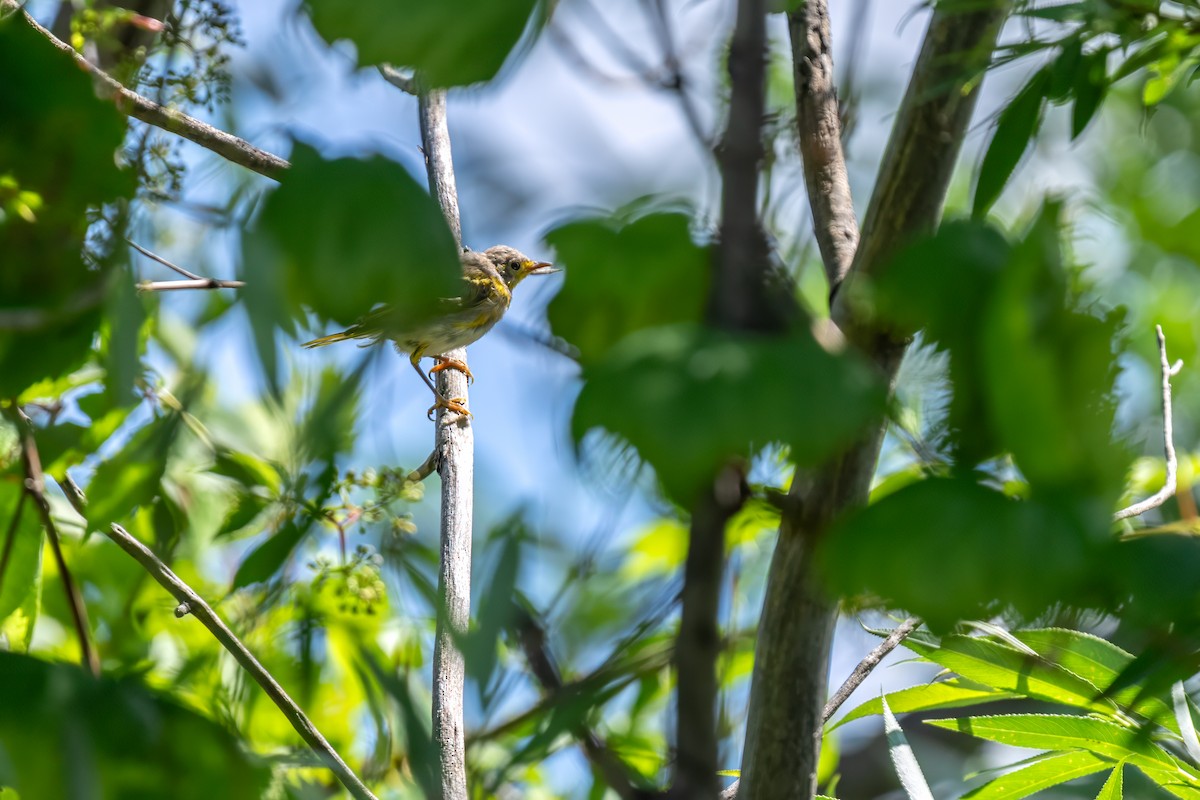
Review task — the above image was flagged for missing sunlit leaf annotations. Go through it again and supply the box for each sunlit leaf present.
[1094,763,1124,800]
[961,750,1113,800]
[833,679,1013,731]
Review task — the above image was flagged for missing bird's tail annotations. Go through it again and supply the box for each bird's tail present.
[302,330,356,349]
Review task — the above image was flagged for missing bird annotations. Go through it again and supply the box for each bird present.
[303,245,556,418]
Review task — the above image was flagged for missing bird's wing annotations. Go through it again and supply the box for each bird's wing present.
[449,250,503,307]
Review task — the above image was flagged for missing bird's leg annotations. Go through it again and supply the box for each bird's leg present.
[410,353,470,419]
[428,356,474,384]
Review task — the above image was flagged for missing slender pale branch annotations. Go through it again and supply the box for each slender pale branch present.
[137,279,245,291]
[1114,325,1183,522]
[418,87,472,800]
[4,1,289,181]
[103,524,378,800]
[128,239,203,280]
[49,477,377,798]
[788,0,859,293]
[4,404,100,677]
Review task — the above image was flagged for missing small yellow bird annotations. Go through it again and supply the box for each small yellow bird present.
[303,246,556,418]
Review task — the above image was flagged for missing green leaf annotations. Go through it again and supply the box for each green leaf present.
[232,519,306,589]
[1013,629,1176,732]
[1072,50,1108,139]
[1019,3,1088,22]
[101,266,147,408]
[925,714,1181,774]
[214,490,272,539]
[0,653,270,799]
[961,750,1113,800]
[546,213,710,364]
[973,68,1049,218]
[573,324,885,504]
[1095,763,1124,800]
[833,679,1014,731]
[0,485,42,647]
[979,205,1127,498]
[305,0,540,87]
[84,413,181,533]
[0,15,135,396]
[872,220,1011,466]
[1048,38,1083,104]
[821,479,1106,629]
[245,143,462,377]
[210,449,283,494]
[902,633,1118,714]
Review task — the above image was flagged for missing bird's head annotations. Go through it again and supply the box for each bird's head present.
[483,245,557,289]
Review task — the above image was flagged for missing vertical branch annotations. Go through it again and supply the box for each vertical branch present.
[418,88,472,800]
[676,0,770,796]
[789,0,859,292]
[739,4,1011,800]
[4,404,100,677]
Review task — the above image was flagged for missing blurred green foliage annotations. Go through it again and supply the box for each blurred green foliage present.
[7,1,1200,799]
[305,0,542,87]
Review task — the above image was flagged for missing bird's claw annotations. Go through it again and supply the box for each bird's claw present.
[429,357,474,384]
[426,395,471,420]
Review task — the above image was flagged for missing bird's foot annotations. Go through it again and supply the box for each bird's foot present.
[429,357,474,384]
[426,395,471,420]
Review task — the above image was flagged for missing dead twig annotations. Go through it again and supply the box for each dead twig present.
[1114,325,1183,522]
[136,279,245,291]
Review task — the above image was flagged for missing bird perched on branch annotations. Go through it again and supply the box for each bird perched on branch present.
[303,245,556,418]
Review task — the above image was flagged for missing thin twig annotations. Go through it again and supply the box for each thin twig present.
[822,616,921,722]
[102,524,378,800]
[1115,325,1183,522]
[4,1,289,181]
[51,477,376,796]
[128,239,203,280]
[136,279,246,291]
[721,616,922,799]
[418,87,472,800]
[512,605,646,800]
[378,64,418,95]
[646,0,711,148]
[4,404,100,677]
[406,449,440,482]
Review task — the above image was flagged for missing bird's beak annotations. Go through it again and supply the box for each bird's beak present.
[529,261,559,275]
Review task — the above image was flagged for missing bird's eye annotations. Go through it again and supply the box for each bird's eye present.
[510,261,521,271]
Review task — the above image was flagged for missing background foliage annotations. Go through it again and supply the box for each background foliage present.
[6,0,1200,798]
